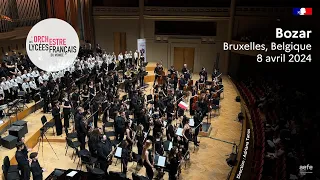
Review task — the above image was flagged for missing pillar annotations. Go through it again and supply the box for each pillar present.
[224,0,236,74]
[139,0,144,39]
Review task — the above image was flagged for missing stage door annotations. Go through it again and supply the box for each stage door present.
[173,47,194,71]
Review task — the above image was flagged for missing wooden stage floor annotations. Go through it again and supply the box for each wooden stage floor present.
[0,75,242,180]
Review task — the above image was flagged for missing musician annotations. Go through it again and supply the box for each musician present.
[182,117,191,150]
[134,50,139,65]
[118,52,124,71]
[96,44,102,54]
[97,134,113,172]
[15,142,31,180]
[124,51,129,65]
[129,51,133,66]
[155,132,164,155]
[16,72,23,89]
[88,129,100,156]
[92,101,99,128]
[142,140,154,179]
[62,96,72,129]
[193,110,203,146]
[196,75,206,90]
[114,111,125,141]
[184,70,191,81]
[30,152,44,180]
[212,68,220,81]
[138,66,145,87]
[40,81,49,113]
[181,64,188,74]
[71,88,80,108]
[168,147,180,180]
[178,75,187,91]
[10,75,19,99]
[1,77,10,101]
[29,77,38,100]
[120,140,130,175]
[153,63,163,86]
[136,124,144,155]
[76,107,87,150]
[166,118,175,141]
[125,121,134,153]
[52,101,62,136]
[88,81,96,100]
[22,78,31,102]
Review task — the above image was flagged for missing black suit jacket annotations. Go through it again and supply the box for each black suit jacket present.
[30,160,43,180]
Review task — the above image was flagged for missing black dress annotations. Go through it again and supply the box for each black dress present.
[169,156,179,180]
[63,100,71,128]
[52,106,62,136]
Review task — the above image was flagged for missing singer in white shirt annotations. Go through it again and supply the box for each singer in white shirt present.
[29,78,39,99]
[134,50,139,65]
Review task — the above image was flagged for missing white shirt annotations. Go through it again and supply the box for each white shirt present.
[1,82,10,91]
[22,82,30,92]
[31,70,40,78]
[43,74,49,81]
[21,74,28,81]
[134,52,138,59]
[10,79,19,88]
[16,76,23,84]
[29,81,38,90]
[38,76,44,84]
[129,53,133,58]
[124,54,129,59]
[0,86,4,97]
[5,81,12,89]
[118,54,123,61]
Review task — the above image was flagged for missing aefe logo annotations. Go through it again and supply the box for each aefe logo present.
[299,164,313,174]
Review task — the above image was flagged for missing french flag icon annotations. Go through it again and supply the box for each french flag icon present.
[293,8,312,15]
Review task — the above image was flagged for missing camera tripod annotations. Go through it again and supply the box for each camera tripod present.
[37,128,59,161]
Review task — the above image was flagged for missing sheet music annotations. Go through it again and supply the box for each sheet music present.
[189,118,194,127]
[66,171,77,177]
[115,147,122,158]
[176,128,183,136]
[157,156,166,167]
[168,141,173,151]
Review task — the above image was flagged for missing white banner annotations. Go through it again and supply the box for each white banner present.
[137,39,146,62]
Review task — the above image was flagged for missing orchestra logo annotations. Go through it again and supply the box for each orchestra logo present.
[26,18,79,72]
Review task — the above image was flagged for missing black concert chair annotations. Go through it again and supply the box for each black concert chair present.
[65,137,81,160]
[105,130,116,138]
[2,156,19,180]
[76,150,97,170]
[65,128,77,139]
[104,121,114,128]
[41,115,55,135]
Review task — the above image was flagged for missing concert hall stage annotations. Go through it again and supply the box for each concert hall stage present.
[0,75,243,180]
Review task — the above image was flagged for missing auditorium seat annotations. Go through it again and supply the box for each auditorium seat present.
[65,137,81,160]
[41,115,55,135]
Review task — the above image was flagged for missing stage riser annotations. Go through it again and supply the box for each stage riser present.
[0,100,43,135]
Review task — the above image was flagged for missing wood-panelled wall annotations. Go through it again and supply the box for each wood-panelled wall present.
[113,32,126,55]
[68,0,79,34]
[46,0,67,21]
[83,0,94,44]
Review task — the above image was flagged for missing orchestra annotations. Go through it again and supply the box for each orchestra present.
[2,45,224,179]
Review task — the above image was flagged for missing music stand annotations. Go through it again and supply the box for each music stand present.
[154,155,166,179]
[175,128,183,137]
[114,147,123,170]
[154,155,166,168]
[163,141,173,152]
